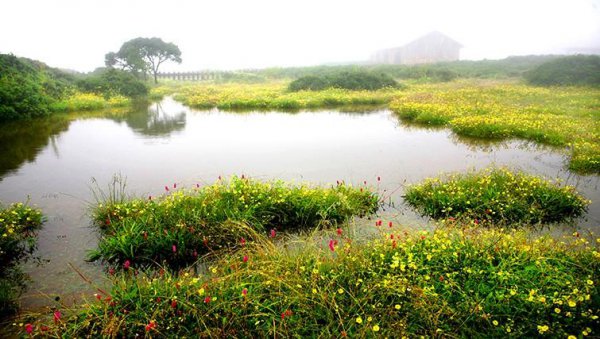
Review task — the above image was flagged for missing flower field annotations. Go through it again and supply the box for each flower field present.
[389,81,600,173]
[28,226,599,337]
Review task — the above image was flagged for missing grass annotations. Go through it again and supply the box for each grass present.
[0,202,43,317]
[161,83,399,110]
[89,176,379,269]
[28,226,599,337]
[49,92,130,112]
[389,80,600,173]
[403,168,590,225]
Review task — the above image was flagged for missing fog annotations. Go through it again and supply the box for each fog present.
[1,0,599,72]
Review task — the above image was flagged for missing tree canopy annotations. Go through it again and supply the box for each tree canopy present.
[105,37,182,83]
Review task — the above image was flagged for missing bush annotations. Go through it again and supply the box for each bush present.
[403,168,590,224]
[0,54,73,121]
[76,68,148,98]
[89,176,379,269]
[288,70,399,92]
[525,55,600,86]
[31,227,599,337]
[0,202,43,316]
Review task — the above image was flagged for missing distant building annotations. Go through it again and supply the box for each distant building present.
[371,31,462,65]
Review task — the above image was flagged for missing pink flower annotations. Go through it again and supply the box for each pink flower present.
[53,310,62,323]
[329,239,335,252]
[240,237,246,246]
[172,244,177,253]
[243,255,249,263]
[165,186,169,192]
[242,288,248,296]
[123,260,131,270]
[270,229,276,238]
[25,323,33,334]
[336,228,343,236]
[109,268,115,275]
[377,176,381,182]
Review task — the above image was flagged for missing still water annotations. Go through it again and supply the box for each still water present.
[0,97,598,310]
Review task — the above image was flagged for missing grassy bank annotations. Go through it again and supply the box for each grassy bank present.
[404,168,590,225]
[90,176,378,269]
[30,226,599,337]
[0,202,43,316]
[162,83,398,110]
[389,81,600,173]
[49,92,130,112]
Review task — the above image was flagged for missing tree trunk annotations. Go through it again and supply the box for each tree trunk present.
[154,71,158,84]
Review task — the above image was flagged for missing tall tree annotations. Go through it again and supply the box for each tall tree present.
[105,38,182,83]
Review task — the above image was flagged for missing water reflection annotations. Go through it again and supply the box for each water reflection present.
[0,116,70,179]
[119,100,186,137]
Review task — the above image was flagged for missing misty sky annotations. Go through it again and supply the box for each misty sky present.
[1,0,599,72]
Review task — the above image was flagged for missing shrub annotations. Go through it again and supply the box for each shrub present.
[89,177,379,269]
[31,227,599,337]
[76,68,148,98]
[288,70,399,92]
[525,55,600,86]
[403,168,590,224]
[0,202,43,316]
[0,54,73,120]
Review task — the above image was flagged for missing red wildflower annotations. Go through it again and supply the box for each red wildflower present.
[108,268,115,275]
[439,275,444,282]
[242,288,248,296]
[173,183,177,189]
[240,237,246,246]
[172,244,177,253]
[392,240,397,248]
[123,260,131,270]
[105,218,110,226]
[243,255,249,263]
[145,320,156,332]
[171,300,177,308]
[377,176,381,182]
[53,310,62,323]
[165,186,169,192]
[25,323,33,334]
[95,294,102,301]
[388,221,393,228]
[390,234,394,239]
[329,239,335,252]
[156,297,161,303]
[40,325,49,332]
[204,296,211,303]
[336,228,343,236]
[193,249,198,258]
[270,229,276,238]
[363,180,367,185]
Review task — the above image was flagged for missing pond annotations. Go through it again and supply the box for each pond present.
[0,97,598,311]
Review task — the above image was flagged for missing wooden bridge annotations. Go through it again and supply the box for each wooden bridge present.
[156,69,260,81]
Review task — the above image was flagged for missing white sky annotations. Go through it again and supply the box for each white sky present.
[1,0,599,72]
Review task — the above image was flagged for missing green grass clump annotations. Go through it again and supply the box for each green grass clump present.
[90,177,378,269]
[31,227,599,337]
[525,55,600,86]
[404,168,589,224]
[0,202,43,316]
[288,70,399,92]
